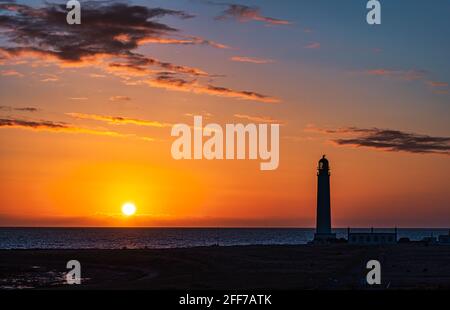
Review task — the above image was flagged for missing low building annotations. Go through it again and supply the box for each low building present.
[347,228,397,245]
[421,236,437,244]
[438,230,450,244]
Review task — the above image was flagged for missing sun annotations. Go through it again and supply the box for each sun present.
[121,202,136,216]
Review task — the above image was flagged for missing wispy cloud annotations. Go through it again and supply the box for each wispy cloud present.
[89,73,107,78]
[68,97,88,101]
[1,69,23,77]
[0,117,155,141]
[0,118,69,130]
[427,81,448,87]
[106,56,208,77]
[307,125,450,155]
[185,111,213,120]
[361,69,449,94]
[234,114,282,124]
[230,56,274,64]
[365,69,427,81]
[215,4,291,25]
[40,74,59,82]
[66,113,172,128]
[139,35,230,49]
[426,80,449,94]
[305,42,321,49]
[109,96,131,102]
[148,74,280,103]
[430,89,449,95]
[0,106,38,112]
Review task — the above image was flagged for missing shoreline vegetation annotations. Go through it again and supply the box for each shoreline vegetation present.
[1,244,450,289]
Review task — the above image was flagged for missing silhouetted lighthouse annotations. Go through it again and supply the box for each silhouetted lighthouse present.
[314,155,336,242]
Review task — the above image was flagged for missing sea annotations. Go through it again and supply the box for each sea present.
[0,228,448,249]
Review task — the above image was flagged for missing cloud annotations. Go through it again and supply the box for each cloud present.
[431,89,449,95]
[185,111,213,120]
[0,3,182,56]
[0,3,207,75]
[66,113,172,128]
[0,105,38,112]
[362,69,449,94]
[147,74,280,103]
[427,81,448,87]
[230,56,274,64]
[109,96,131,102]
[68,97,88,101]
[1,69,23,77]
[426,80,449,94]
[304,124,369,135]
[365,69,427,81]
[186,36,231,49]
[308,125,450,155]
[139,35,230,49]
[106,55,209,77]
[234,114,282,124]
[0,2,279,103]
[305,42,321,49]
[14,107,38,112]
[40,74,59,82]
[215,4,291,25]
[89,73,107,78]
[0,118,70,130]
[0,117,155,141]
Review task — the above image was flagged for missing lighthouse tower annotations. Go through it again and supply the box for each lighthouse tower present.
[314,155,336,242]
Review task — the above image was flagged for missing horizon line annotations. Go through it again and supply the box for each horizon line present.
[1,226,449,229]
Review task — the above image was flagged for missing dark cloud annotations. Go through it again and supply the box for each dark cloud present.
[0,2,277,103]
[0,105,38,112]
[107,53,208,77]
[15,107,38,112]
[215,3,291,25]
[0,117,156,141]
[0,2,193,63]
[0,118,67,129]
[147,73,280,103]
[326,127,450,155]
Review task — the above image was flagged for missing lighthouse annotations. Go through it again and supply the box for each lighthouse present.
[314,155,336,242]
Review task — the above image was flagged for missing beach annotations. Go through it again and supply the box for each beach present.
[1,244,449,289]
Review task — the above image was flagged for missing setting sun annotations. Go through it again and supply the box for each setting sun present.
[121,203,136,216]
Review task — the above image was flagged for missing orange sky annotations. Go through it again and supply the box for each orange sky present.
[0,1,449,227]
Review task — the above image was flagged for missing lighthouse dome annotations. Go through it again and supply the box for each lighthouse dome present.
[318,155,329,170]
